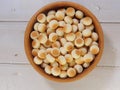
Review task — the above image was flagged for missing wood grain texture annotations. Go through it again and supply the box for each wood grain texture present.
[0,64,120,90]
[0,0,120,22]
[0,22,119,66]
[0,22,28,64]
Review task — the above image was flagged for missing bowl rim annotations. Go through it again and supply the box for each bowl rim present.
[24,1,104,82]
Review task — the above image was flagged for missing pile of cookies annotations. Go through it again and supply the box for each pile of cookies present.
[30,7,99,78]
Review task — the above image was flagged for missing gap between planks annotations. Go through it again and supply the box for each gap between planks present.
[0,63,120,68]
[1,21,120,24]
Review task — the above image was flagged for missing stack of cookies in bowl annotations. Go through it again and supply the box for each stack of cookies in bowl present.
[24,1,104,82]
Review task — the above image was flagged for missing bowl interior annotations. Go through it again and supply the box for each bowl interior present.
[24,1,104,82]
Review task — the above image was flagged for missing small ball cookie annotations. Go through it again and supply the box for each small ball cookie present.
[78,23,85,31]
[51,61,59,67]
[75,10,84,19]
[55,11,65,21]
[38,33,47,44]
[75,31,82,38]
[51,47,60,57]
[65,54,73,63]
[64,16,73,24]
[46,54,55,63]
[66,7,75,17]
[49,33,58,42]
[83,62,90,68]
[49,20,59,29]
[30,31,39,40]
[91,32,98,41]
[37,13,46,23]
[75,57,84,65]
[32,39,40,49]
[90,45,99,54]
[32,48,39,57]
[59,21,66,27]
[74,37,84,48]
[60,47,67,55]
[86,24,94,31]
[72,24,78,33]
[41,63,48,68]
[59,71,67,78]
[47,10,56,15]
[65,33,76,41]
[84,53,94,63]
[38,24,46,33]
[92,41,98,46]
[84,38,92,46]
[45,65,52,75]
[43,59,49,64]
[73,18,79,25]
[82,29,92,37]
[52,41,61,48]
[47,14,56,22]
[51,66,61,76]
[69,60,76,67]
[60,63,68,71]
[38,49,46,59]
[46,48,52,54]
[30,31,39,39]
[64,42,74,52]
[63,24,72,33]
[81,17,92,26]
[44,40,52,48]
[34,23,39,31]
[33,56,43,65]
[74,64,83,73]
[67,68,76,77]
[58,55,67,65]
[79,47,87,56]
[71,49,80,59]
[46,28,55,35]
[59,38,67,46]
[56,28,64,36]
[39,45,46,50]
[58,8,66,13]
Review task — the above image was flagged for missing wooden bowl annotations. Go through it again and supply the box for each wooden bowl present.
[24,1,104,82]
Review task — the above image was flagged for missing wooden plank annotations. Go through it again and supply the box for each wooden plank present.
[0,64,120,90]
[0,0,120,22]
[0,22,119,66]
[0,22,28,64]
[98,23,120,66]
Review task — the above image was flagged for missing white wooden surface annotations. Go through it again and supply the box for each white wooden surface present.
[0,0,120,90]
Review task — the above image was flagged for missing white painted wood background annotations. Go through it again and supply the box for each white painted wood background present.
[0,0,120,90]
